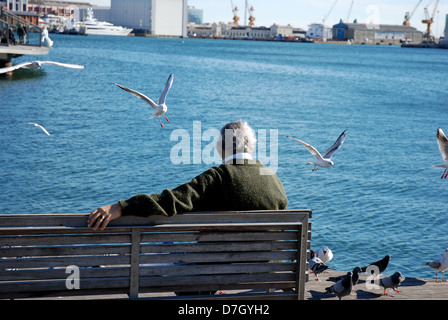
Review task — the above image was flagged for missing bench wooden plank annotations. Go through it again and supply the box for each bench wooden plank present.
[0,210,311,227]
[0,262,297,281]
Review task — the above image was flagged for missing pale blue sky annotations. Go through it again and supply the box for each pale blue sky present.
[74,0,448,37]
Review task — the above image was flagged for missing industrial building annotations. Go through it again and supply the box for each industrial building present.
[306,23,332,41]
[105,0,187,37]
[187,22,305,40]
[332,20,423,44]
[441,14,448,45]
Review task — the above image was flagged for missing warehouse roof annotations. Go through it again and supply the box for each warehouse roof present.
[333,21,420,32]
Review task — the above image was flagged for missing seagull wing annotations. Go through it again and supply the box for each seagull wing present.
[38,61,85,69]
[436,128,448,161]
[323,130,347,160]
[27,122,50,136]
[158,73,174,104]
[36,124,51,136]
[287,136,324,161]
[115,83,158,109]
[0,62,33,74]
[427,260,442,269]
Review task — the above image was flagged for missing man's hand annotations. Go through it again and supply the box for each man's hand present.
[87,203,122,230]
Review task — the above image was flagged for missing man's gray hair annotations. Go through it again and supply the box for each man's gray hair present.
[217,120,257,159]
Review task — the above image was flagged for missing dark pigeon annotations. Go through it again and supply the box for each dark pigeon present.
[361,255,390,276]
[328,267,361,292]
[379,271,404,295]
[325,272,353,300]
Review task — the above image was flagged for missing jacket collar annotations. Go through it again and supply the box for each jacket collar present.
[223,152,253,164]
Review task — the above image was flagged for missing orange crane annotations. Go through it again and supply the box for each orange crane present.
[230,0,240,25]
[247,1,255,27]
[403,0,422,26]
[422,0,440,42]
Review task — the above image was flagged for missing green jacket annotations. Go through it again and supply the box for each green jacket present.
[119,160,288,217]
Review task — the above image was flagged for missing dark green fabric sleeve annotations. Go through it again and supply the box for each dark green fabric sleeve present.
[119,166,224,217]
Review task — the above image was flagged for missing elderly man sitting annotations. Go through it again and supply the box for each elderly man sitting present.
[88,120,288,230]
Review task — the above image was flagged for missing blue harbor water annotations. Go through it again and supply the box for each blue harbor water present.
[1,35,447,280]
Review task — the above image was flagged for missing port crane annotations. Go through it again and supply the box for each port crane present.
[422,0,440,42]
[403,0,422,26]
[346,0,354,23]
[230,0,240,25]
[322,0,338,25]
[246,1,255,27]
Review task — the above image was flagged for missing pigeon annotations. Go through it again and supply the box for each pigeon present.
[287,130,347,172]
[26,122,51,136]
[361,255,390,277]
[115,73,174,127]
[0,61,85,74]
[425,248,448,282]
[325,271,353,300]
[351,266,362,286]
[315,246,333,264]
[379,271,404,295]
[328,266,361,292]
[432,128,448,179]
[308,250,328,280]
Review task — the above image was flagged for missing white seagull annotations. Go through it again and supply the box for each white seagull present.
[316,246,334,264]
[27,122,51,136]
[287,130,347,171]
[425,248,448,283]
[433,128,448,179]
[0,61,85,74]
[115,73,174,127]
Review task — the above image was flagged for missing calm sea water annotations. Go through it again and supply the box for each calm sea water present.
[1,34,448,279]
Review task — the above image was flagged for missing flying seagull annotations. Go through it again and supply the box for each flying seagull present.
[115,73,174,127]
[0,61,85,74]
[425,248,448,283]
[287,130,347,171]
[27,122,50,136]
[433,128,448,179]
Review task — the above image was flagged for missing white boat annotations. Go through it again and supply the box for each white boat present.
[64,20,87,35]
[42,14,66,33]
[84,8,132,36]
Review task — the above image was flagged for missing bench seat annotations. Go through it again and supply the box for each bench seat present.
[0,210,311,300]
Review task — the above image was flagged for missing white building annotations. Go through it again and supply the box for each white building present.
[187,22,300,40]
[306,23,332,41]
[441,14,448,45]
[2,0,27,12]
[109,0,187,37]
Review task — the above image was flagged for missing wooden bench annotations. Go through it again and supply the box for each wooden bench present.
[0,210,311,300]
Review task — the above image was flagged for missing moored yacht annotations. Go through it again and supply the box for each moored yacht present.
[84,8,132,36]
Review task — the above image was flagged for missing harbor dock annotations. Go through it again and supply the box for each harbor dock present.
[0,9,50,69]
[0,44,49,63]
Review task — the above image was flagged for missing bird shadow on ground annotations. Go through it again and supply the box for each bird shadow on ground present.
[354,289,383,299]
[400,277,426,287]
[308,290,335,300]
